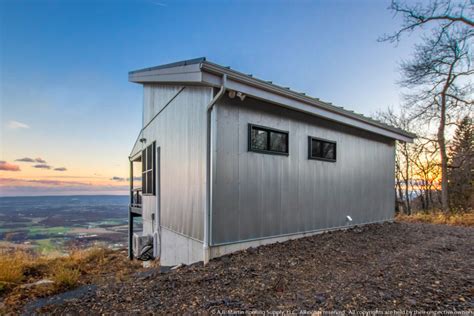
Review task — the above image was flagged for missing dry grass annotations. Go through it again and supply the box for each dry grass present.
[396,210,474,227]
[0,247,143,313]
[0,251,31,286]
[52,265,81,289]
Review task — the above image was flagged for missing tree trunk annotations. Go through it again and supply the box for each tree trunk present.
[403,143,411,215]
[396,181,405,213]
[425,185,430,209]
[438,92,449,212]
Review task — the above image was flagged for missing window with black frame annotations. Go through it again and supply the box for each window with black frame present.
[308,136,336,162]
[142,142,156,195]
[248,124,289,155]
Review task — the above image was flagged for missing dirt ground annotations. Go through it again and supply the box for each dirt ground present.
[32,222,474,314]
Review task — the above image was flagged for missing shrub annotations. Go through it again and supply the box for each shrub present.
[396,210,474,227]
[52,265,81,289]
[70,247,107,264]
[0,251,31,285]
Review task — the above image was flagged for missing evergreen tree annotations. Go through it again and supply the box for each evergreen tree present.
[448,116,473,210]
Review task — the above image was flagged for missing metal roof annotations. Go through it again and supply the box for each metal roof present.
[129,57,206,75]
[129,57,415,141]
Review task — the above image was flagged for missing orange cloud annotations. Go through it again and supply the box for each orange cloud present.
[0,161,21,172]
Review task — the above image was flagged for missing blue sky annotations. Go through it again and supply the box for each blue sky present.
[0,0,419,195]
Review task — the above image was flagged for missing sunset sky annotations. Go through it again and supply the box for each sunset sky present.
[0,0,420,196]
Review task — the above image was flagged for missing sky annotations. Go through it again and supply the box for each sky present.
[0,0,420,196]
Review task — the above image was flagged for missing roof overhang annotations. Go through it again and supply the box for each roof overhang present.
[129,58,415,143]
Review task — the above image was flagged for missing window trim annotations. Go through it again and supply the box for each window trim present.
[308,136,337,162]
[248,123,289,156]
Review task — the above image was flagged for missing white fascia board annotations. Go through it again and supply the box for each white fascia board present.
[201,71,414,143]
[129,63,203,84]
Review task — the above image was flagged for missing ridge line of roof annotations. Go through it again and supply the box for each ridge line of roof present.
[199,60,415,139]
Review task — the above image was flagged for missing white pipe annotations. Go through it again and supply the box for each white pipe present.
[207,74,227,111]
[203,74,227,264]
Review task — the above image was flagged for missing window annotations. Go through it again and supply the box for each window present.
[248,124,289,155]
[142,142,156,195]
[308,136,336,162]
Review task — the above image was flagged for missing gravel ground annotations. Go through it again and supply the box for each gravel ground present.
[37,222,473,314]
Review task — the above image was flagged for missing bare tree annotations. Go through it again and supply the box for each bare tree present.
[380,0,474,43]
[380,0,473,211]
[410,139,441,210]
[399,30,472,211]
[376,108,414,214]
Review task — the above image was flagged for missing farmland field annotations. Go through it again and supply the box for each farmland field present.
[0,195,140,254]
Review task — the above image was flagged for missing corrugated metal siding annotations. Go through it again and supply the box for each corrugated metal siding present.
[141,85,212,241]
[211,96,395,245]
[143,84,184,126]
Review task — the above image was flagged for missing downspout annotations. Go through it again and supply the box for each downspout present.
[204,73,227,264]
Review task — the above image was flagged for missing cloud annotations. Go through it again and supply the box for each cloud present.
[150,0,167,6]
[54,167,67,171]
[7,120,30,129]
[33,164,51,169]
[15,157,47,163]
[110,176,141,182]
[16,157,35,162]
[0,161,21,171]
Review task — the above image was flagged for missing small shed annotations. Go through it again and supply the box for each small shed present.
[127,58,415,266]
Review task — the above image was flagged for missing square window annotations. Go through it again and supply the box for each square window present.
[309,137,336,162]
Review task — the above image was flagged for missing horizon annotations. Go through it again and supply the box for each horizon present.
[0,0,421,196]
[0,194,129,198]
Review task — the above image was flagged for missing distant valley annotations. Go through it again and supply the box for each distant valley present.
[0,195,140,254]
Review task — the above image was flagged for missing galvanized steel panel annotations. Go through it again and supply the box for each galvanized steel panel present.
[211,96,395,245]
[140,85,212,241]
[143,84,184,126]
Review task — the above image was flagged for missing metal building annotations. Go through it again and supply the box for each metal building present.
[128,58,415,266]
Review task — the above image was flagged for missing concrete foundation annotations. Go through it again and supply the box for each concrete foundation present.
[160,227,203,266]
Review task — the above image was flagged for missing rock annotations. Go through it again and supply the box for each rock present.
[171,264,184,270]
[315,293,326,304]
[407,298,417,305]
[21,279,55,288]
